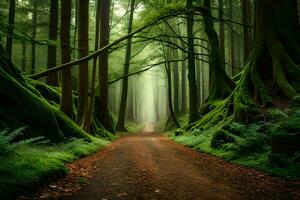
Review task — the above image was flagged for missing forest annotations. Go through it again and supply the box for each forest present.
[0,0,300,199]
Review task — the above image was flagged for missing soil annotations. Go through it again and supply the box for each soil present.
[20,124,300,200]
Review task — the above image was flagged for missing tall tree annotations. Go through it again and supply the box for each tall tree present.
[46,0,59,86]
[6,0,16,59]
[201,0,234,104]
[186,0,198,124]
[77,0,89,126]
[241,0,253,62]
[98,0,114,133]
[60,0,74,118]
[116,0,136,131]
[234,0,300,120]
[31,0,37,74]
[218,0,225,67]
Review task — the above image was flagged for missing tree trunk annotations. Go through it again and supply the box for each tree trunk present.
[235,0,300,121]
[46,0,59,86]
[21,41,27,72]
[186,0,198,124]
[202,0,235,104]
[77,0,89,126]
[241,0,253,62]
[98,0,114,133]
[218,0,225,67]
[31,0,37,74]
[84,0,101,132]
[60,0,74,119]
[180,36,187,114]
[116,0,136,132]
[172,36,180,114]
[6,0,16,59]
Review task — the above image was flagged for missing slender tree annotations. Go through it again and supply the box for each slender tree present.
[116,0,136,131]
[186,0,198,124]
[60,0,74,118]
[77,0,89,126]
[241,0,253,62]
[46,0,59,86]
[218,0,225,67]
[31,0,37,74]
[6,0,16,59]
[98,0,114,133]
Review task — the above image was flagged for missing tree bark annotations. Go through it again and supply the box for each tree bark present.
[116,0,136,132]
[60,0,74,119]
[234,0,300,120]
[6,0,16,59]
[31,0,37,74]
[98,0,114,133]
[241,0,253,62]
[218,0,225,67]
[77,0,89,126]
[46,0,59,86]
[186,0,198,124]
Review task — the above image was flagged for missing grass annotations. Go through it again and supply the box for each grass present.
[0,133,110,199]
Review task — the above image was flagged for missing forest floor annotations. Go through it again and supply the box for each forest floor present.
[20,124,300,200]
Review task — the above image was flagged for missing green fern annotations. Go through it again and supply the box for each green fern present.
[0,127,47,156]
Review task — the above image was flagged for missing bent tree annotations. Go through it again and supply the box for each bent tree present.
[234,0,300,120]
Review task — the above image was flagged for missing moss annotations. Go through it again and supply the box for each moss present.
[0,136,109,199]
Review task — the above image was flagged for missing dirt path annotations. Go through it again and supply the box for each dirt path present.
[22,125,299,200]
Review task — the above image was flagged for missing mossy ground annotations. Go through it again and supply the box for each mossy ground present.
[168,108,300,179]
[0,136,110,199]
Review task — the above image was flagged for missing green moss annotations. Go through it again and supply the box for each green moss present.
[0,136,110,199]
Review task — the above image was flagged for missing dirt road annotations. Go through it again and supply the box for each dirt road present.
[25,125,299,200]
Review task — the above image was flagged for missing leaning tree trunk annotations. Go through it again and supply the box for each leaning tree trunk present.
[234,0,300,121]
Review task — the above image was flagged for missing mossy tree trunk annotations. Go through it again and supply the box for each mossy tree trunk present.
[0,45,90,142]
[202,0,235,103]
[234,0,300,121]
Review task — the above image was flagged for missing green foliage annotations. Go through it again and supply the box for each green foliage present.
[0,132,109,199]
[170,106,300,178]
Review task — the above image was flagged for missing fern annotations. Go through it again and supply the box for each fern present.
[0,127,47,156]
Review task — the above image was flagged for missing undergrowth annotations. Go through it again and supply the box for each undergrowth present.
[170,108,300,179]
[0,127,110,199]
